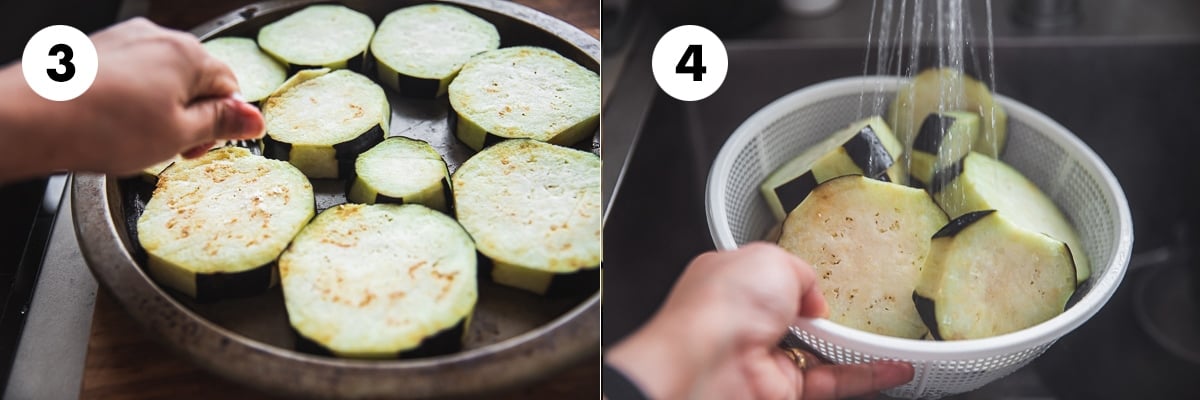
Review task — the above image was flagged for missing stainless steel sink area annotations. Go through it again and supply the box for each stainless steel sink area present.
[604,0,1200,398]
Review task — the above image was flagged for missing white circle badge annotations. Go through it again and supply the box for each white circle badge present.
[651,25,728,102]
[22,25,98,102]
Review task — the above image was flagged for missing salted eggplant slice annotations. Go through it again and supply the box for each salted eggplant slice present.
[139,143,229,182]
[777,175,948,339]
[136,147,315,302]
[347,137,452,212]
[909,111,980,187]
[202,37,286,103]
[810,119,906,184]
[140,157,178,182]
[279,204,476,359]
[452,140,600,295]
[760,116,906,221]
[262,69,389,178]
[914,210,1077,340]
[448,47,600,151]
[256,5,374,73]
[371,4,500,98]
[887,68,1008,157]
[932,152,1090,283]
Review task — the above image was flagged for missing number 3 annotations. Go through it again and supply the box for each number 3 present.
[47,43,75,83]
[676,44,706,82]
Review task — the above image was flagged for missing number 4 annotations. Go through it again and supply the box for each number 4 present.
[676,44,706,82]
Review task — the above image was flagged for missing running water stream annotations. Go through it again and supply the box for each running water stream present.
[860,0,994,114]
[857,0,1001,202]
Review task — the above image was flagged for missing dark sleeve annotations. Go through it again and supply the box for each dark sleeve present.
[602,362,650,400]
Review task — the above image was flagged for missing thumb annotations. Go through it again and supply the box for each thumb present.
[182,96,265,142]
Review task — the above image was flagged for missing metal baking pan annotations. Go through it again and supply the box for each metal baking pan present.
[72,0,599,398]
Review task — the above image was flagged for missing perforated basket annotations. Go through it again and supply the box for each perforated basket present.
[705,76,1133,399]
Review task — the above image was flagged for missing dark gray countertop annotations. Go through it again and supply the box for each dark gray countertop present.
[4,176,97,400]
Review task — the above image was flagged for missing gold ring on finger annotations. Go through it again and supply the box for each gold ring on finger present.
[782,347,808,370]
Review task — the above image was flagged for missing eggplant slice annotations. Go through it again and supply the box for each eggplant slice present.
[371,4,500,98]
[448,46,600,151]
[452,139,601,295]
[932,152,1090,283]
[136,147,315,302]
[279,204,477,359]
[140,156,178,182]
[347,136,452,212]
[908,111,980,188]
[256,4,374,74]
[760,116,906,221]
[914,210,1077,340]
[262,69,389,179]
[778,175,948,339]
[140,143,227,182]
[887,68,1008,157]
[202,37,287,104]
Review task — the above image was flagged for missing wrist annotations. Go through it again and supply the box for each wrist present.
[606,300,732,399]
[606,323,694,399]
[0,65,73,180]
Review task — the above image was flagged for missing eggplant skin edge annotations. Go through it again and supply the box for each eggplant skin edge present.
[293,317,469,359]
[912,292,943,341]
[932,209,995,238]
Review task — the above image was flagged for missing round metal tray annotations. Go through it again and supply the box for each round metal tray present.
[72,1,599,398]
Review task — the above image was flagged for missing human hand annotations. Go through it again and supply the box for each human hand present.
[0,17,263,181]
[606,242,914,399]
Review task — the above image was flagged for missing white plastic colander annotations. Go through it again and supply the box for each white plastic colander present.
[705,76,1133,399]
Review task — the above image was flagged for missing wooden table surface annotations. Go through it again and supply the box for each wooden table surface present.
[79,1,600,399]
